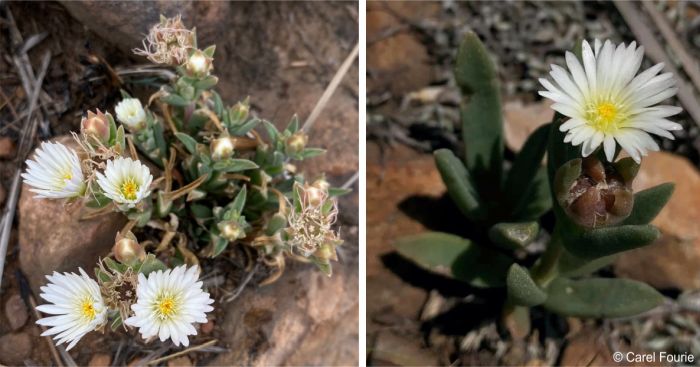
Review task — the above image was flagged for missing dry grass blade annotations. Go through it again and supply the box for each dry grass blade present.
[163,174,208,201]
[145,339,218,365]
[0,51,51,291]
[641,2,700,93]
[302,43,359,132]
[614,1,700,126]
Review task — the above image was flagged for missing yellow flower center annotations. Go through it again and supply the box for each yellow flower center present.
[80,298,97,321]
[154,293,179,320]
[587,101,627,133]
[120,178,139,201]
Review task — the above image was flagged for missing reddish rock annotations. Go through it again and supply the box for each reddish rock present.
[503,100,554,153]
[167,356,192,367]
[0,137,16,159]
[19,136,126,295]
[0,332,32,365]
[560,329,616,366]
[370,330,439,366]
[4,293,29,330]
[615,152,700,290]
[88,353,112,367]
[210,262,358,366]
[201,319,214,334]
[367,1,438,96]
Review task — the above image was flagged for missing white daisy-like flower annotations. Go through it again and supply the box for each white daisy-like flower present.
[21,141,86,199]
[96,157,153,207]
[35,268,107,351]
[115,98,147,131]
[539,39,683,163]
[124,265,214,347]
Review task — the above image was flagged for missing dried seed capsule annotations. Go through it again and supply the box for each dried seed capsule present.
[555,156,638,228]
[113,237,146,265]
[80,109,111,144]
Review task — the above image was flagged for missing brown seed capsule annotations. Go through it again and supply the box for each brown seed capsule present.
[556,156,638,228]
[80,110,111,144]
[113,237,146,265]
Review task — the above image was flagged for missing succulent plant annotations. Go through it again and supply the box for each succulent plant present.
[23,15,350,349]
[393,33,675,336]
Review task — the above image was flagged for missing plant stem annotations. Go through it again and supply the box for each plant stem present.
[531,226,563,287]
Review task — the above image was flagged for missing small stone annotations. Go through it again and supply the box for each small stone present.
[168,356,192,367]
[19,135,127,295]
[0,332,32,365]
[5,294,28,330]
[88,354,112,367]
[615,152,700,290]
[0,137,16,159]
[503,100,554,153]
[201,319,215,334]
[370,330,439,366]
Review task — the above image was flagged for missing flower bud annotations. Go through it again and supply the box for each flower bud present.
[80,110,111,144]
[115,98,147,131]
[306,186,326,207]
[186,49,212,77]
[555,156,637,229]
[313,241,338,262]
[285,132,308,155]
[113,237,146,265]
[218,221,245,241]
[230,100,249,121]
[210,136,235,161]
[311,178,330,191]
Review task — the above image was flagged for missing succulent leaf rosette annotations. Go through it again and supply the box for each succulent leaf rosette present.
[24,15,347,351]
[394,33,678,336]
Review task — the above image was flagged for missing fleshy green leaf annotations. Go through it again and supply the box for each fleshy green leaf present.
[104,258,127,273]
[622,183,674,225]
[161,93,190,107]
[557,250,617,278]
[212,158,259,172]
[512,167,552,220]
[265,213,287,236]
[563,224,660,259]
[174,132,198,154]
[210,234,229,257]
[194,76,219,90]
[393,232,512,288]
[434,149,481,220]
[229,186,247,214]
[505,123,550,212]
[489,222,539,250]
[506,264,547,306]
[455,32,503,199]
[138,254,167,275]
[544,277,665,318]
[299,148,326,159]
